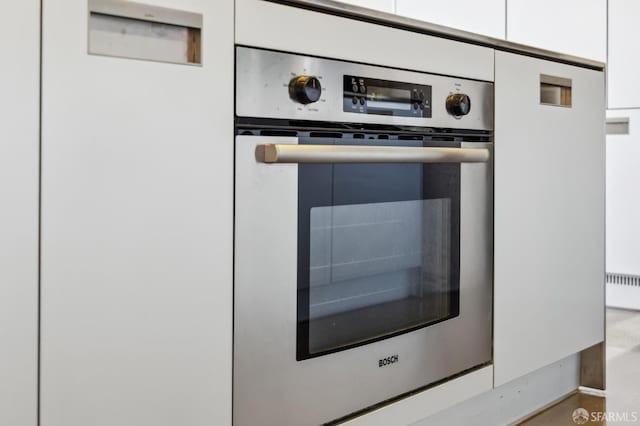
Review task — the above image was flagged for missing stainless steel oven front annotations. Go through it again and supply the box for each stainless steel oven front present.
[234,46,493,426]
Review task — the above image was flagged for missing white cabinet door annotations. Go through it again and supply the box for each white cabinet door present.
[40,1,233,425]
[608,0,640,108]
[395,0,506,39]
[494,52,605,386]
[507,0,606,62]
[337,0,395,13]
[0,1,39,425]
[605,109,640,275]
[605,110,640,309]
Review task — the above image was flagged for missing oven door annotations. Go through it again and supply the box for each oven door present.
[234,134,493,426]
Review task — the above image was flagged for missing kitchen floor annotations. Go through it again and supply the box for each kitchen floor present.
[519,308,640,425]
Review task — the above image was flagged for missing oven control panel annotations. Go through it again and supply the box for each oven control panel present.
[236,46,493,131]
[343,76,432,118]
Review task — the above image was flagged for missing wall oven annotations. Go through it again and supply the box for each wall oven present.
[234,46,493,425]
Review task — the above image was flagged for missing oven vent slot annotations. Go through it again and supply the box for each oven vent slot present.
[235,125,493,142]
[260,130,298,137]
[606,272,640,287]
[309,132,343,139]
[398,135,424,141]
[426,137,453,142]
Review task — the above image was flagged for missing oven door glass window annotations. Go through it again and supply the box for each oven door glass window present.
[297,137,461,360]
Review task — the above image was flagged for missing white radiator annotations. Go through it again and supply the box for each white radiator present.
[606,272,640,310]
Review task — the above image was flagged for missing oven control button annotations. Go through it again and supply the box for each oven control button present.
[289,75,322,105]
[446,93,471,117]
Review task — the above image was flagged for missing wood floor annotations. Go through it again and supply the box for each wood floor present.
[518,393,606,425]
[518,308,640,425]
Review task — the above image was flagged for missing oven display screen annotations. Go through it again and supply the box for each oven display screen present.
[368,87,411,110]
[343,75,432,118]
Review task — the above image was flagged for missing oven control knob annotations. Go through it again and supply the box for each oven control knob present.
[289,75,322,105]
[446,93,471,117]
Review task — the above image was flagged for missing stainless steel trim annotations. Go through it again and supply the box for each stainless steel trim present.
[236,47,494,130]
[258,144,490,163]
[88,0,203,28]
[234,135,493,425]
[266,0,605,71]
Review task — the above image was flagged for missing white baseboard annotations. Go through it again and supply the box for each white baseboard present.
[342,367,494,426]
[413,354,580,426]
[607,282,640,310]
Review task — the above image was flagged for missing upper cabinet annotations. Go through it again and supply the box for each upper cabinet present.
[506,0,607,62]
[337,0,395,13]
[335,0,611,64]
[608,0,639,109]
[396,0,506,39]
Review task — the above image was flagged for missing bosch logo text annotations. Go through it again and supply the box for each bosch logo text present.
[378,355,399,367]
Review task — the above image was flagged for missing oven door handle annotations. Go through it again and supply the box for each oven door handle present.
[257,144,490,164]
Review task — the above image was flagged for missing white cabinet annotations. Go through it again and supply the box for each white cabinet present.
[507,0,607,62]
[606,0,640,307]
[40,1,233,425]
[0,2,40,426]
[608,0,640,108]
[605,110,640,276]
[494,52,605,386]
[395,0,506,39]
[236,0,495,82]
[605,110,640,309]
[337,0,395,13]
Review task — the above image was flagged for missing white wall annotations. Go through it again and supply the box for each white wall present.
[608,0,640,108]
[0,2,40,426]
[507,0,607,62]
[396,0,506,38]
